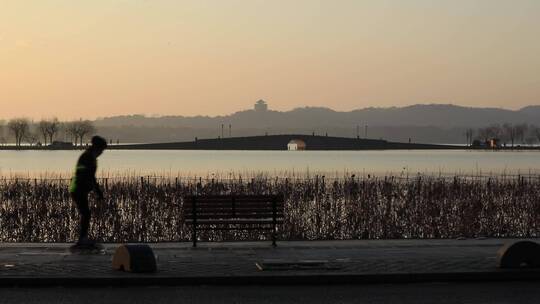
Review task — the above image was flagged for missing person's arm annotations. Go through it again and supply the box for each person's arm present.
[93,175,104,200]
[89,158,104,200]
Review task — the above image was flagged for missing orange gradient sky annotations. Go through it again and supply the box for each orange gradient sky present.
[1,0,539,120]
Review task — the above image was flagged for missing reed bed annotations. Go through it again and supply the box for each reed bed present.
[0,174,539,242]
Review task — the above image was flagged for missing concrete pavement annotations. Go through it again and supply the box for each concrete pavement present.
[0,239,539,286]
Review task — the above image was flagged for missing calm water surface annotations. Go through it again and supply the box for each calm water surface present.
[0,150,539,177]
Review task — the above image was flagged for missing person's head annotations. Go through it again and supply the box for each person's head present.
[90,136,107,157]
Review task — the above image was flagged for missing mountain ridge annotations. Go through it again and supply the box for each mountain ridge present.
[95,103,540,128]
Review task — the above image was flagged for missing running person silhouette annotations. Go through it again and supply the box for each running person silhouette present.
[69,136,107,247]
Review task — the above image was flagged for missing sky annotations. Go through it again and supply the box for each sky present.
[1,0,540,120]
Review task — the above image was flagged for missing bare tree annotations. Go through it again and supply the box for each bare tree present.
[64,122,79,145]
[46,118,61,144]
[66,120,96,146]
[465,128,474,146]
[25,131,39,146]
[0,121,5,146]
[76,120,96,146]
[533,126,540,144]
[515,123,528,144]
[38,118,61,145]
[38,120,50,145]
[7,118,30,146]
[502,123,516,147]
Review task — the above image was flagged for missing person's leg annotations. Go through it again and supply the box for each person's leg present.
[72,192,91,244]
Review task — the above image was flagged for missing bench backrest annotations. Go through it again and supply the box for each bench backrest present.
[184,195,285,221]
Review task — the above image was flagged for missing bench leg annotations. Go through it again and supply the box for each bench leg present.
[272,231,277,247]
[192,228,197,247]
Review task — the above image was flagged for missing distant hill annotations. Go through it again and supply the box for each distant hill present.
[96,104,539,128]
[519,105,540,118]
[93,103,540,144]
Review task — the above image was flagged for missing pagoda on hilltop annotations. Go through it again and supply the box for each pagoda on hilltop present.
[254,99,268,112]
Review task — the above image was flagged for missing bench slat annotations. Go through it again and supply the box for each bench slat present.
[193,227,276,231]
[185,207,284,213]
[185,205,284,210]
[185,195,283,199]
[185,206,284,212]
[190,198,283,203]
[185,213,284,220]
[190,202,283,207]
[185,210,285,214]
[185,210,284,215]
[184,219,283,225]
[185,197,284,204]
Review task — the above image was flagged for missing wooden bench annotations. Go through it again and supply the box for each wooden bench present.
[183,195,285,247]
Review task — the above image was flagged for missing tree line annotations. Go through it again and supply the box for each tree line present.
[465,123,540,147]
[2,118,540,147]
[0,118,96,147]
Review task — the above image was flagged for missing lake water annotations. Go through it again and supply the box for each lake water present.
[0,150,539,178]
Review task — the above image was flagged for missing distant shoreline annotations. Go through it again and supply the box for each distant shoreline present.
[0,134,538,151]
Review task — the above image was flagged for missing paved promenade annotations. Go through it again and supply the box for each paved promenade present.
[0,238,539,286]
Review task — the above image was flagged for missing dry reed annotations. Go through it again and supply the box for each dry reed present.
[0,174,539,242]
